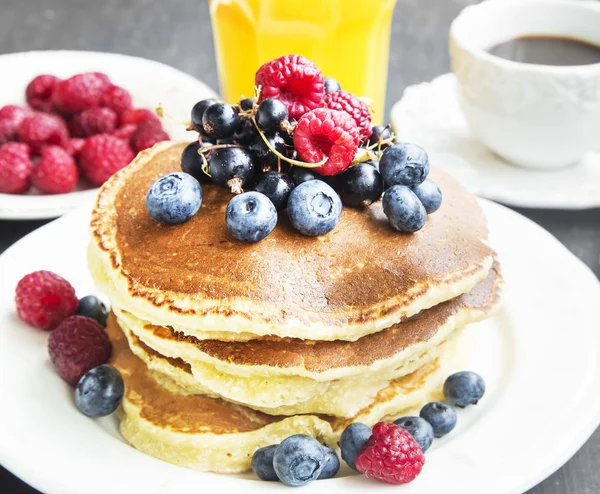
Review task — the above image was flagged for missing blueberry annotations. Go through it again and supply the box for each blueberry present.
[368,125,393,149]
[338,423,371,471]
[75,295,108,327]
[317,444,340,480]
[202,102,240,139]
[146,172,202,224]
[180,141,211,183]
[273,434,325,487]
[253,171,295,210]
[226,191,277,242]
[256,98,289,133]
[379,143,429,187]
[324,77,341,93]
[394,416,434,452]
[413,179,442,214]
[249,134,286,170]
[191,98,218,133]
[75,365,124,417]
[443,371,486,407]
[420,402,457,438]
[240,97,255,112]
[252,445,278,481]
[233,118,258,146]
[287,180,342,236]
[208,147,254,193]
[338,163,384,208]
[382,185,427,233]
[289,167,317,185]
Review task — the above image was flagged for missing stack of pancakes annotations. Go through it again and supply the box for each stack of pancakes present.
[88,142,503,473]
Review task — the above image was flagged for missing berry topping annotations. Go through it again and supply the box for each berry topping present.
[249,134,286,171]
[180,141,211,183]
[69,107,118,137]
[252,445,279,481]
[379,143,430,187]
[18,112,69,155]
[413,179,442,215]
[226,191,277,243]
[146,172,202,224]
[32,146,79,194]
[253,171,295,210]
[255,54,324,120]
[48,315,112,385]
[287,180,342,236]
[111,123,138,140]
[382,185,427,233]
[368,125,393,149]
[75,364,124,417]
[394,416,435,453]
[15,271,78,330]
[338,422,372,471]
[99,85,133,115]
[208,147,254,193]
[324,77,342,93]
[318,444,340,480]
[273,434,325,487]
[322,90,372,142]
[119,108,161,127]
[289,167,318,186]
[52,72,111,114]
[443,371,486,407]
[256,98,289,133]
[0,142,33,194]
[338,163,384,208]
[191,98,219,133]
[239,97,255,112]
[355,422,425,485]
[75,295,109,327]
[25,75,61,112]
[0,105,33,143]
[78,134,135,186]
[420,402,457,437]
[202,103,240,139]
[293,108,359,176]
[130,121,169,153]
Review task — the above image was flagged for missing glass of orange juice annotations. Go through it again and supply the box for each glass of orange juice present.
[208,0,397,124]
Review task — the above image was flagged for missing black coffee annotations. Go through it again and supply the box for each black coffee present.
[487,35,600,66]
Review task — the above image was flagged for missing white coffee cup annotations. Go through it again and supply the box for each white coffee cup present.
[450,0,600,169]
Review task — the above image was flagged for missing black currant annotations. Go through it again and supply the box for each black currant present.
[181,141,211,183]
[233,118,259,146]
[256,98,289,133]
[368,125,392,149]
[249,134,286,170]
[208,147,254,193]
[289,167,318,185]
[203,103,240,139]
[338,163,384,208]
[324,77,342,93]
[253,171,295,210]
[191,98,218,133]
[240,97,255,112]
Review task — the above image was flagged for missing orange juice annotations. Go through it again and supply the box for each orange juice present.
[209,0,397,124]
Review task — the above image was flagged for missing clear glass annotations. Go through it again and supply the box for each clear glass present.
[209,0,397,124]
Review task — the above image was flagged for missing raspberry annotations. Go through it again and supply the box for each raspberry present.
[130,121,169,153]
[68,137,86,156]
[79,134,135,185]
[48,316,112,385]
[69,108,117,137]
[355,422,425,485]
[25,75,61,112]
[32,146,79,194]
[119,108,160,127]
[18,112,69,155]
[111,123,138,140]
[293,108,359,176]
[255,54,324,120]
[15,271,78,330]
[323,90,372,142]
[100,85,133,115]
[0,105,33,143]
[0,142,33,193]
[52,73,110,114]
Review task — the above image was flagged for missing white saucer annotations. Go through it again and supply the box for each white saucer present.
[1,200,600,493]
[0,50,218,220]
[390,73,600,210]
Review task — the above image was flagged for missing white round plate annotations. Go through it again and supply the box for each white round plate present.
[390,73,600,210]
[1,200,600,494]
[0,50,218,220]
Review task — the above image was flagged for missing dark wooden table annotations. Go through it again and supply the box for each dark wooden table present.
[1,0,599,492]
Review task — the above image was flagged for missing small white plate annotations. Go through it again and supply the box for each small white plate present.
[0,50,218,220]
[390,73,600,210]
[1,200,600,494]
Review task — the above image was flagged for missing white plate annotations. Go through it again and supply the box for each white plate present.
[390,73,600,210]
[0,50,218,220]
[1,200,600,494]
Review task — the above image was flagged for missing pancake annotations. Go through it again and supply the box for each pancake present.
[90,141,494,342]
[114,262,502,416]
[108,312,454,473]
